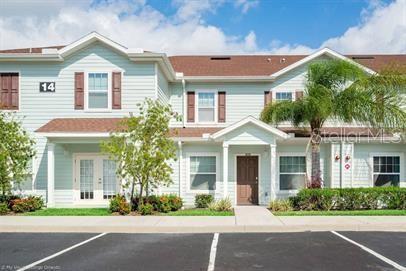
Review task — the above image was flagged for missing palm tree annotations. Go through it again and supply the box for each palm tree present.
[261,59,406,188]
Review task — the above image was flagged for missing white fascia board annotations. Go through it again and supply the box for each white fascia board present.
[271,47,376,79]
[129,53,177,82]
[211,116,289,140]
[179,76,274,82]
[59,32,128,58]
[36,132,110,138]
[0,54,63,61]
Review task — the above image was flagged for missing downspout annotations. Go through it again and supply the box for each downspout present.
[178,141,183,198]
[182,79,186,127]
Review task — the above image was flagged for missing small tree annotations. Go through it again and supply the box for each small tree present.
[0,112,36,195]
[261,59,406,188]
[101,99,179,208]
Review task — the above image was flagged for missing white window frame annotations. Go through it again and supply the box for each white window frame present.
[277,152,308,192]
[275,91,293,102]
[369,152,404,187]
[84,71,112,112]
[186,152,220,193]
[195,90,217,124]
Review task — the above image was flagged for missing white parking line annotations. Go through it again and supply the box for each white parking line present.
[17,232,108,271]
[331,231,406,271]
[207,233,219,271]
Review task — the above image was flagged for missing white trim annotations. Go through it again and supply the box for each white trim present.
[195,89,218,124]
[185,152,220,194]
[59,32,128,58]
[47,143,55,207]
[84,70,113,112]
[276,152,308,193]
[271,48,376,78]
[36,132,110,138]
[180,76,274,82]
[211,116,289,140]
[0,70,21,112]
[234,153,261,205]
[154,63,158,100]
[73,153,120,204]
[368,152,404,187]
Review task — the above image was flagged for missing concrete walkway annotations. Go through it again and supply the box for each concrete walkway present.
[0,207,405,233]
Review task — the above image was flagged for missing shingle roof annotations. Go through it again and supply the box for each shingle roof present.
[35,118,393,138]
[169,54,406,76]
[1,45,405,75]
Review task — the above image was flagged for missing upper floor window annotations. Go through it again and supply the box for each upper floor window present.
[279,156,306,190]
[87,73,109,110]
[276,92,292,101]
[197,92,216,122]
[373,156,400,187]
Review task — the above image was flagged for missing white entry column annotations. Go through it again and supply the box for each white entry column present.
[47,142,55,207]
[270,144,277,201]
[223,142,229,198]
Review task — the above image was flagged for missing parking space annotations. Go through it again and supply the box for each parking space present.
[215,232,397,271]
[0,232,404,271]
[0,233,97,269]
[338,231,406,267]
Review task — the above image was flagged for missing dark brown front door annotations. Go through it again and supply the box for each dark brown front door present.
[237,156,259,205]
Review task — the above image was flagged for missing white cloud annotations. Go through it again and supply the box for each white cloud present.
[0,0,404,55]
[234,0,259,14]
[321,0,406,54]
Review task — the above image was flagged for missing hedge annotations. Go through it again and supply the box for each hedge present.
[289,187,406,211]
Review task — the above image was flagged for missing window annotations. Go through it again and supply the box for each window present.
[276,92,292,101]
[197,92,215,122]
[189,156,216,191]
[87,73,108,109]
[373,156,400,187]
[279,156,306,190]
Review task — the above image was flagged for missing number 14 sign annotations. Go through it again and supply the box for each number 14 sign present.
[39,82,56,92]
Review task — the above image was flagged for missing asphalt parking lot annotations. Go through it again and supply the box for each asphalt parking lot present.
[0,232,405,271]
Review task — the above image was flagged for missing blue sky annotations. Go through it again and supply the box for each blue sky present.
[147,0,375,49]
[0,0,404,55]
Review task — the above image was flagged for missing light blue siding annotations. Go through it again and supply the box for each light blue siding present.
[0,42,156,193]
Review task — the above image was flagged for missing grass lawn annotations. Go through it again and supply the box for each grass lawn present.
[163,208,234,216]
[273,209,406,216]
[23,208,110,216]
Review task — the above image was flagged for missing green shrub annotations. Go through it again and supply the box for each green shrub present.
[208,197,232,212]
[10,196,43,213]
[195,194,214,208]
[0,203,9,215]
[157,195,171,213]
[109,195,130,215]
[269,199,293,212]
[290,187,406,211]
[167,194,183,211]
[0,194,21,209]
[138,203,153,215]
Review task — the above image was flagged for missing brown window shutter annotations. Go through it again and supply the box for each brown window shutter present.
[295,91,304,100]
[10,74,19,109]
[112,72,122,109]
[187,91,195,123]
[74,72,84,110]
[0,73,19,110]
[218,91,226,123]
[264,91,272,106]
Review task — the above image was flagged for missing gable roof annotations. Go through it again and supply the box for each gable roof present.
[1,33,405,78]
[211,116,289,140]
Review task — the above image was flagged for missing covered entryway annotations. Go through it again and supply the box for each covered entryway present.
[236,156,259,205]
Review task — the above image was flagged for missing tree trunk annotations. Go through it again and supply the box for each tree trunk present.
[310,129,323,188]
[137,183,144,210]
[130,181,135,203]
